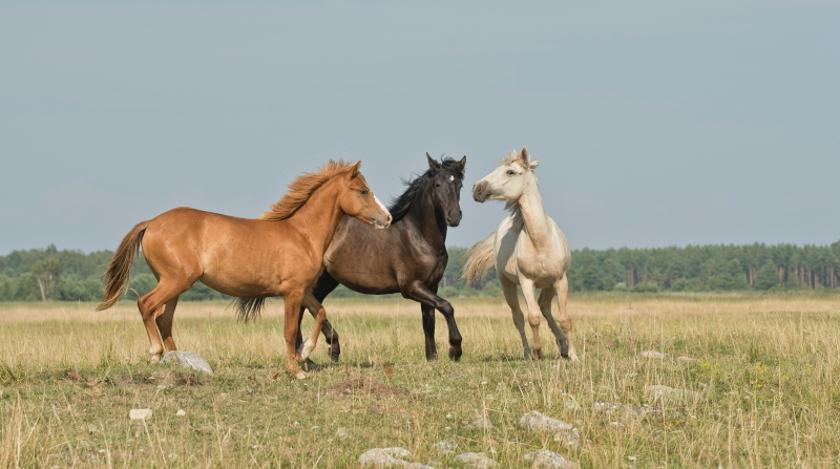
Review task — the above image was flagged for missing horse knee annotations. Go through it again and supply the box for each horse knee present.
[558,318,572,332]
[527,313,541,327]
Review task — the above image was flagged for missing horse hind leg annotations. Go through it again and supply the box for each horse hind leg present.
[155,296,180,353]
[553,275,578,362]
[138,281,187,362]
[500,276,531,359]
[538,288,571,359]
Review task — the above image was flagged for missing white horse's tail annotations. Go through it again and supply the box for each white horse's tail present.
[464,232,496,285]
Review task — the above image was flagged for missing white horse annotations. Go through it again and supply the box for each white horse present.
[464,148,577,361]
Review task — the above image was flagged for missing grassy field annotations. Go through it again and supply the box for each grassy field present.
[1,293,839,467]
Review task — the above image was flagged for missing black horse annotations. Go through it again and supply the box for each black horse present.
[297,154,466,361]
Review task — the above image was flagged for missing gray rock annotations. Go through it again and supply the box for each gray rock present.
[524,450,578,469]
[593,401,648,418]
[454,452,497,468]
[519,411,579,445]
[358,447,433,469]
[638,350,665,359]
[432,440,457,455]
[176,409,186,417]
[161,351,213,374]
[129,408,153,420]
[645,384,701,404]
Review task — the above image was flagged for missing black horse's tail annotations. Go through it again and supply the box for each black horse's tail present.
[235,297,266,322]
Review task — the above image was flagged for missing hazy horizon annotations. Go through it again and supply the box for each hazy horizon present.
[2,1,838,255]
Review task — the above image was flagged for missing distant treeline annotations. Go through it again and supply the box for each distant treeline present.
[1,242,839,302]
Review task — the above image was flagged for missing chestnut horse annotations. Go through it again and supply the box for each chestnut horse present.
[297,154,466,362]
[97,161,392,378]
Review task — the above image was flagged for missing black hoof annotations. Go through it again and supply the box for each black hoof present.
[329,343,341,363]
[449,346,462,361]
[301,358,318,372]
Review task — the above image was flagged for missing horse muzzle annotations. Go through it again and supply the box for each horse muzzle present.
[446,209,462,227]
[472,182,490,202]
[372,213,392,229]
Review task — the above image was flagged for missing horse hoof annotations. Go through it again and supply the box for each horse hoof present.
[448,347,462,362]
[329,344,341,363]
[149,354,162,364]
[302,359,317,372]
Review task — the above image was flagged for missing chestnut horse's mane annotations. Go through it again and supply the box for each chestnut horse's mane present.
[260,160,356,222]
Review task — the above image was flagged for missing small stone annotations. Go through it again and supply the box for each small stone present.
[358,447,432,469]
[468,410,494,430]
[454,452,497,468]
[161,351,213,374]
[677,356,698,363]
[176,409,186,417]
[87,424,98,434]
[645,385,701,404]
[432,440,456,455]
[519,411,579,445]
[593,401,648,418]
[129,409,153,420]
[638,350,665,359]
[524,449,578,469]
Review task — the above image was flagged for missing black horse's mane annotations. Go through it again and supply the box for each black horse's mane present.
[388,157,464,223]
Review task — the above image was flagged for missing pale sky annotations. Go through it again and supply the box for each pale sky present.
[1,1,838,254]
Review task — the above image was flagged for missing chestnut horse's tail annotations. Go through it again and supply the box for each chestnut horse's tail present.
[96,221,148,311]
[464,232,496,285]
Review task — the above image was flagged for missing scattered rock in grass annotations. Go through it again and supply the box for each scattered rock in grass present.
[161,351,213,374]
[676,356,698,363]
[176,409,186,417]
[519,411,579,445]
[454,452,497,468]
[645,385,701,404]
[524,449,578,469]
[593,401,649,418]
[638,350,665,359]
[358,447,432,468]
[335,427,350,440]
[129,409,153,420]
[467,410,494,430]
[432,440,457,455]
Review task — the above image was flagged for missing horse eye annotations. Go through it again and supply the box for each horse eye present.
[359,189,369,196]
[506,170,516,176]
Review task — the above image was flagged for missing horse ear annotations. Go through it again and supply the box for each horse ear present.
[426,152,441,171]
[457,155,467,170]
[519,147,538,171]
[350,160,362,177]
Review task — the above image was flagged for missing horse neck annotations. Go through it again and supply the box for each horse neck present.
[511,178,551,249]
[287,178,345,255]
[406,185,447,250]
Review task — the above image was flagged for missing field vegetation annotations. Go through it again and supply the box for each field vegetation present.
[1,294,839,467]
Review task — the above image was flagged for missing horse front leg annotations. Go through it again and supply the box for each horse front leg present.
[403,282,462,361]
[283,290,307,379]
[420,303,437,361]
[299,292,327,362]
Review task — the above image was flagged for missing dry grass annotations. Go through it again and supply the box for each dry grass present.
[1,294,839,467]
